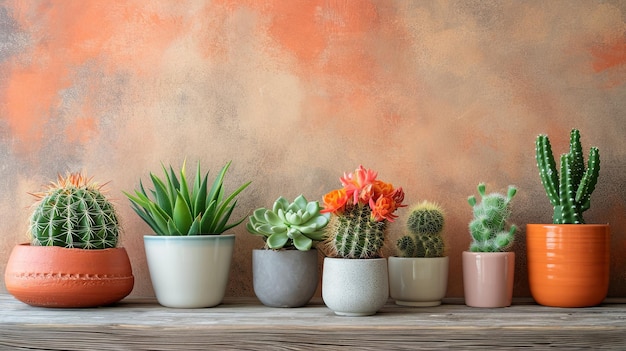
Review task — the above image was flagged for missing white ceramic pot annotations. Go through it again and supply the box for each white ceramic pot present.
[253,249,319,307]
[462,251,515,308]
[322,257,389,316]
[144,235,235,308]
[388,256,449,307]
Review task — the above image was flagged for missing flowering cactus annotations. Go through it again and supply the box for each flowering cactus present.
[321,165,405,259]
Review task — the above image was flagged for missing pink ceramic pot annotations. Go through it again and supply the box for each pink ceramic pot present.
[462,251,515,308]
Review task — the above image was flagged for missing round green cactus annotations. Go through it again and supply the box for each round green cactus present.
[324,205,386,259]
[29,173,120,249]
[247,195,329,251]
[396,201,446,258]
[467,183,517,252]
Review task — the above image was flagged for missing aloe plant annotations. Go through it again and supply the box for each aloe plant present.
[247,195,329,251]
[124,161,251,235]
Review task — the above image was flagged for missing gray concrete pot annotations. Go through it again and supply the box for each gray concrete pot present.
[252,249,319,307]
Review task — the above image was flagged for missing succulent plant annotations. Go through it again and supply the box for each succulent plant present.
[29,172,120,249]
[246,195,330,251]
[467,183,517,252]
[124,160,251,235]
[396,201,446,258]
[535,129,600,224]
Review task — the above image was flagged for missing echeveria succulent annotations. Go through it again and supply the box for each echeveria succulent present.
[247,195,329,251]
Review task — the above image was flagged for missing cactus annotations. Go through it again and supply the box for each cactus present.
[29,172,120,249]
[247,195,330,251]
[396,201,446,258]
[324,205,387,259]
[467,183,517,252]
[535,129,600,224]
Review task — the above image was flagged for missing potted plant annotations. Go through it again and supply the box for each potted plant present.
[124,160,250,308]
[527,129,609,307]
[389,201,448,307]
[463,183,517,308]
[4,172,134,308]
[246,195,329,307]
[320,165,405,316]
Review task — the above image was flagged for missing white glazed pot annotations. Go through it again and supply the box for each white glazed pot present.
[322,257,389,316]
[388,256,449,307]
[144,235,235,308]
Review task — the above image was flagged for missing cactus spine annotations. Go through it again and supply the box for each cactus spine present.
[396,201,446,258]
[535,129,600,224]
[325,205,386,259]
[467,183,517,252]
[29,173,120,249]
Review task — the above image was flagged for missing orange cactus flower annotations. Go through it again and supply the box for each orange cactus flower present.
[369,196,399,222]
[321,188,348,214]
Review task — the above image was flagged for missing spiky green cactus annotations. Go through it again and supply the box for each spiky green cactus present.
[467,183,517,252]
[29,173,120,249]
[396,201,446,258]
[325,205,386,259]
[247,195,330,251]
[536,129,600,224]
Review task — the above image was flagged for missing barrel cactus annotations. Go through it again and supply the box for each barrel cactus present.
[247,195,330,251]
[396,201,446,258]
[535,129,600,224]
[467,183,517,252]
[29,172,120,249]
[321,165,405,259]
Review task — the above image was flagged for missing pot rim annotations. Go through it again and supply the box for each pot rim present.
[144,234,235,241]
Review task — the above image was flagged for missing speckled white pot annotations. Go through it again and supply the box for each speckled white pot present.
[322,257,389,316]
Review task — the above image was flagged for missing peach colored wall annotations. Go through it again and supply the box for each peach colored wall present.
[1,1,625,299]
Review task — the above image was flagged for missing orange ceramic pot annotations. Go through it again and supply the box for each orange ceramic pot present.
[526,224,610,307]
[4,244,134,308]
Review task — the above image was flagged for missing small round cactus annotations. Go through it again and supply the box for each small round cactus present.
[467,183,517,252]
[29,172,120,249]
[396,201,446,258]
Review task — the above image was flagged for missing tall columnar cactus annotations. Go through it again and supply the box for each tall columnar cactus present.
[467,183,517,252]
[535,129,600,224]
[29,173,120,249]
[396,201,446,258]
[325,205,387,259]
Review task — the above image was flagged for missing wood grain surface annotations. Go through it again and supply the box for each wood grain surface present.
[1,295,625,350]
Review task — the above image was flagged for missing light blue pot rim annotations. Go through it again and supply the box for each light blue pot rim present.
[144,234,235,242]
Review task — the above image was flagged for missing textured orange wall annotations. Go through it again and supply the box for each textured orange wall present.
[1,1,625,299]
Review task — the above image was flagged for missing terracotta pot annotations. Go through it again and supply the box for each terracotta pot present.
[4,244,134,308]
[526,224,610,307]
[388,256,449,307]
[462,251,515,308]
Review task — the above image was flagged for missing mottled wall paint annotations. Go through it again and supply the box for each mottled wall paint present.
[1,0,625,298]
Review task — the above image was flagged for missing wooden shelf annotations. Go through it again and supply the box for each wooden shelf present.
[1,294,625,350]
